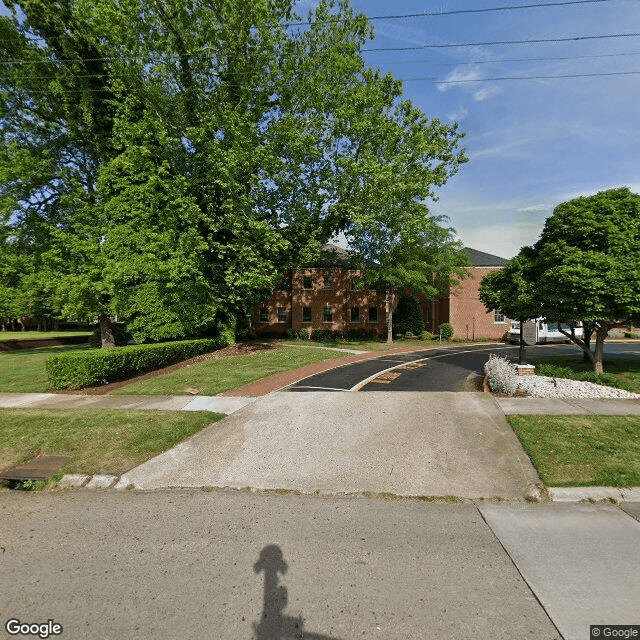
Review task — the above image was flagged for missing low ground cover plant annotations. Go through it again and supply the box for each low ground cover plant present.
[530,357,640,393]
[508,414,640,487]
[0,408,221,490]
[47,336,232,389]
[112,344,346,396]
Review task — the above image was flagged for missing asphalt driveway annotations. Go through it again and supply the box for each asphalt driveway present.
[121,391,540,499]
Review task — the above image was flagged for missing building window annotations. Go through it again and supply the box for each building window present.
[259,308,268,323]
[277,276,291,292]
[277,308,287,323]
[368,307,378,323]
[323,276,333,290]
[350,307,360,323]
[302,307,312,323]
[494,309,505,324]
[302,276,313,290]
[323,307,333,323]
[350,277,360,290]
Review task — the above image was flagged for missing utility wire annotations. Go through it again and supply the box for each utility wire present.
[366,32,640,52]
[290,0,617,25]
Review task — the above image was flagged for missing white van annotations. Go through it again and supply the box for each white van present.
[508,319,583,345]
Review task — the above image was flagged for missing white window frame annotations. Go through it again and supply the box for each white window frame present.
[494,309,505,324]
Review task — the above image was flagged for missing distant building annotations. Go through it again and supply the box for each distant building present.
[251,245,510,340]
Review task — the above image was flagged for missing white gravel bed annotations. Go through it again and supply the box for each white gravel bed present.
[484,354,640,399]
[515,374,640,399]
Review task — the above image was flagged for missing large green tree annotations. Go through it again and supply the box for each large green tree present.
[1,0,467,345]
[480,188,640,373]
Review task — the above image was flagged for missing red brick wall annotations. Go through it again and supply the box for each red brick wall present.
[252,268,388,336]
[447,267,509,340]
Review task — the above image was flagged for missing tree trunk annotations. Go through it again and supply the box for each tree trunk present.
[592,327,608,374]
[99,315,116,349]
[583,325,593,362]
[386,290,393,344]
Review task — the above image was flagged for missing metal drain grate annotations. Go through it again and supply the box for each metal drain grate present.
[0,455,72,481]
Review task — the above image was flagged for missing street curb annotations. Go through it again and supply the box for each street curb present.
[548,487,640,503]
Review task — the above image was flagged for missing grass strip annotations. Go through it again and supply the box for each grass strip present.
[113,345,347,395]
[0,331,92,342]
[508,414,640,487]
[0,344,94,393]
[0,408,222,490]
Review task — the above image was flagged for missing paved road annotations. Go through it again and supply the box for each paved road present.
[2,490,640,640]
[287,343,640,393]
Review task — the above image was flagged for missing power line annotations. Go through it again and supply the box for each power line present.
[365,32,640,51]
[382,51,640,66]
[407,69,640,82]
[290,0,617,25]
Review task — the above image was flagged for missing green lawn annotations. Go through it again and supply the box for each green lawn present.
[113,345,347,395]
[0,343,95,392]
[529,355,640,394]
[278,337,468,352]
[0,408,221,489]
[0,330,92,341]
[508,414,640,487]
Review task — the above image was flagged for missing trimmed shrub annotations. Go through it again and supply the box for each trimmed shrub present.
[420,331,434,340]
[536,363,574,379]
[439,323,454,341]
[394,295,424,336]
[46,335,233,389]
[344,328,370,342]
[299,328,311,340]
[484,354,518,394]
[285,328,298,340]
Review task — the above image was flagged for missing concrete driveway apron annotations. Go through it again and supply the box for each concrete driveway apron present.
[121,391,540,499]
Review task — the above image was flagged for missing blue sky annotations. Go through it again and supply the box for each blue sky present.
[299,0,640,258]
[4,1,639,259]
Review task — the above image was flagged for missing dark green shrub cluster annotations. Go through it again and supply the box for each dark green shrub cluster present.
[624,332,639,339]
[439,323,454,341]
[394,295,424,336]
[577,371,626,389]
[46,336,233,389]
[311,328,341,342]
[537,363,574,379]
[343,328,372,342]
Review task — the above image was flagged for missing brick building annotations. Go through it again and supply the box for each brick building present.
[251,245,510,340]
[422,248,510,340]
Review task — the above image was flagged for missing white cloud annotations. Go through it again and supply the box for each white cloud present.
[448,106,469,122]
[472,85,501,102]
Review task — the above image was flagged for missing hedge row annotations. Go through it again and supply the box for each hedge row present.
[46,336,233,389]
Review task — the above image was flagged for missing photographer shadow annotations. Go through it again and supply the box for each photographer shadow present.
[253,544,343,640]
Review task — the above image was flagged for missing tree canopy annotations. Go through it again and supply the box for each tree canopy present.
[0,0,467,344]
[479,187,640,372]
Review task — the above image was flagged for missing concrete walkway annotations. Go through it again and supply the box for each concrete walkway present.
[0,392,255,414]
[119,392,541,499]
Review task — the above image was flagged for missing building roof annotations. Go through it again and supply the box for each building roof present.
[312,244,508,269]
[465,247,508,267]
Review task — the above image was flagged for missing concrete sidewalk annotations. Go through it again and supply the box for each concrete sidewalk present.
[0,392,255,414]
[119,392,541,499]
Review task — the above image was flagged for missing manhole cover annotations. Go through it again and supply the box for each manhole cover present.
[0,455,72,481]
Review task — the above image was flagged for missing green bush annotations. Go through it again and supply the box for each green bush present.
[46,336,233,389]
[439,323,454,341]
[285,328,298,340]
[394,295,424,336]
[299,328,310,340]
[420,331,434,340]
[344,328,370,342]
[577,371,625,389]
[537,363,575,379]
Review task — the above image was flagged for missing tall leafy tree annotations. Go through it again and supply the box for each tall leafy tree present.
[1,0,467,345]
[480,188,640,373]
